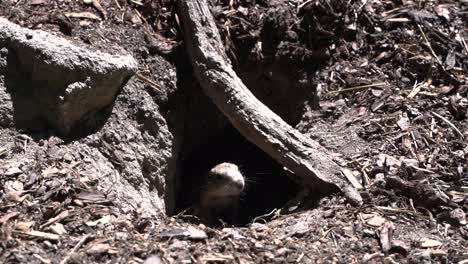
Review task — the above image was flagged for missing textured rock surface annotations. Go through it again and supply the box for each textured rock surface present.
[0,18,179,217]
[0,18,138,135]
[0,77,179,217]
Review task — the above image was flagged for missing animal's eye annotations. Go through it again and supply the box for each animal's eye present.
[211,173,222,181]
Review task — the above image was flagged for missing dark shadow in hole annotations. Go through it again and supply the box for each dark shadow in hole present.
[176,124,300,226]
[1,45,47,132]
[65,102,115,140]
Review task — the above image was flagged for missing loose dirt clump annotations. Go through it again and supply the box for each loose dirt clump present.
[1,0,467,263]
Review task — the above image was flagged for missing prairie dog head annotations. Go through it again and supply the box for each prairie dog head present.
[204,162,245,198]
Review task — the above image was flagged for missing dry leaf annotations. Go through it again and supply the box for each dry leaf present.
[4,167,22,177]
[159,226,207,240]
[41,167,59,177]
[41,210,69,229]
[64,12,101,21]
[86,215,112,227]
[15,221,34,232]
[5,191,24,203]
[4,180,23,192]
[237,6,249,16]
[30,0,47,5]
[434,5,450,20]
[79,20,93,27]
[49,223,67,235]
[24,230,60,241]
[427,248,448,256]
[86,241,116,254]
[379,221,395,253]
[419,238,442,248]
[397,115,410,131]
[143,255,163,264]
[366,215,386,227]
[186,226,207,240]
[199,253,234,262]
[0,212,20,224]
[32,254,51,264]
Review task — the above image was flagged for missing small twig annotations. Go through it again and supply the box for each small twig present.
[113,0,122,9]
[386,18,410,22]
[408,79,432,99]
[374,206,429,221]
[380,5,414,18]
[59,234,91,264]
[135,73,162,92]
[409,198,417,213]
[130,0,143,5]
[410,131,418,149]
[418,24,443,68]
[321,227,337,239]
[329,82,387,94]
[457,33,468,54]
[331,232,338,248]
[360,164,370,188]
[462,37,468,54]
[431,111,465,139]
[134,9,148,24]
[297,0,314,12]
[408,164,436,174]
[249,208,279,225]
[32,254,50,264]
[296,252,305,263]
[174,207,194,218]
[342,168,363,190]
[92,0,107,19]
[40,210,69,229]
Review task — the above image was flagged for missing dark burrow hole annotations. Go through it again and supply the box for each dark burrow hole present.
[175,124,300,227]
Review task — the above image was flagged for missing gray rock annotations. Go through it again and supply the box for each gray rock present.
[0,18,180,217]
[0,18,137,135]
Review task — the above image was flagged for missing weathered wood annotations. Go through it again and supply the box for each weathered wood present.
[177,0,363,205]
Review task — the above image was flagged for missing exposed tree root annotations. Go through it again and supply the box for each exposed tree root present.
[177,0,363,206]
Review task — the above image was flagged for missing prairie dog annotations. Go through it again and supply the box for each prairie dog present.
[195,162,245,226]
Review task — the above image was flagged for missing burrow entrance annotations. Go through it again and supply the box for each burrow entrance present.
[175,124,300,226]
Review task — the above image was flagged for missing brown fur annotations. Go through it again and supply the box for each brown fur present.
[194,162,245,226]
